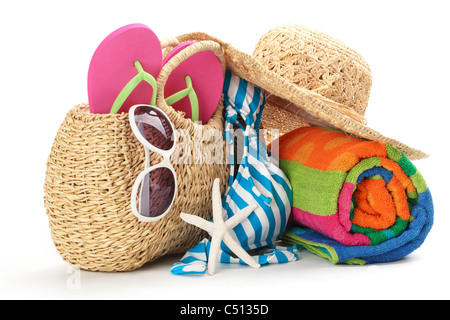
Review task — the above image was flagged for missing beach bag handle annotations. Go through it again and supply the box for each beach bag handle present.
[156,40,226,117]
[160,37,180,49]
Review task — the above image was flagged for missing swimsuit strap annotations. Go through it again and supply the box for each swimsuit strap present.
[223,69,265,190]
[223,70,265,129]
[223,70,272,205]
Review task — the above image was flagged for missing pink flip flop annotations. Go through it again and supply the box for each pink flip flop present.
[162,41,196,65]
[88,24,162,114]
[162,42,223,123]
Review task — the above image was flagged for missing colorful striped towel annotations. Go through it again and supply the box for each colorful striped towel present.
[277,126,433,264]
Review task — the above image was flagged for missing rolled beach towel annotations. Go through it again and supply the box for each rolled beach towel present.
[277,127,433,264]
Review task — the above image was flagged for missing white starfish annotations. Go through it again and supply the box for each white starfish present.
[180,178,261,275]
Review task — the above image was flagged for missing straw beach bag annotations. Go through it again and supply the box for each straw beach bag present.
[43,40,229,272]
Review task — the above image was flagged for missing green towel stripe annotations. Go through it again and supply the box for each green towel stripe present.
[279,232,340,264]
[346,157,381,186]
[410,170,428,194]
[351,217,409,246]
[386,143,417,177]
[386,144,402,162]
[279,231,367,265]
[398,153,417,177]
[407,197,419,208]
[407,190,419,201]
[368,174,384,180]
[344,258,367,265]
[280,159,346,216]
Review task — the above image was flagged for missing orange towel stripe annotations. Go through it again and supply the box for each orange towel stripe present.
[380,158,416,194]
[386,177,411,222]
[352,179,397,230]
[279,127,388,172]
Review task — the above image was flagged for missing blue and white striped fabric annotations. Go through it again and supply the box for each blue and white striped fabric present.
[171,70,296,275]
[221,69,293,252]
[171,239,299,275]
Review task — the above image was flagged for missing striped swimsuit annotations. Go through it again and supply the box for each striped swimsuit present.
[171,70,298,275]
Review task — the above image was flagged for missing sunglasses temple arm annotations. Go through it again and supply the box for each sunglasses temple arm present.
[139,170,151,218]
[144,147,150,168]
[136,148,152,219]
[110,61,157,114]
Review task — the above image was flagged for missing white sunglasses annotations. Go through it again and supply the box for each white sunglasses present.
[129,104,177,222]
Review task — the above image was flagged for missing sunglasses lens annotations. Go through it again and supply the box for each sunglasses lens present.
[136,167,176,218]
[133,105,174,150]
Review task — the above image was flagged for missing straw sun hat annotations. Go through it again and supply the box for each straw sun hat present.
[176,24,427,160]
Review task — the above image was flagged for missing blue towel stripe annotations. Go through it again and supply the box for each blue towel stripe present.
[285,187,433,264]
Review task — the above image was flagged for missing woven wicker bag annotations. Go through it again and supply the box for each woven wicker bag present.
[44,40,229,272]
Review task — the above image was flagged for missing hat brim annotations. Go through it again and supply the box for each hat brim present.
[175,32,428,160]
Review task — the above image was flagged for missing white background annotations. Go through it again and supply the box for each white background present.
[1,0,449,300]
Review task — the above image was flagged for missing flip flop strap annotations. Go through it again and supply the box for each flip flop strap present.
[156,41,226,122]
[164,75,199,122]
[110,60,157,114]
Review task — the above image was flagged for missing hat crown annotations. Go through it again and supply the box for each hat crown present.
[253,24,372,116]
